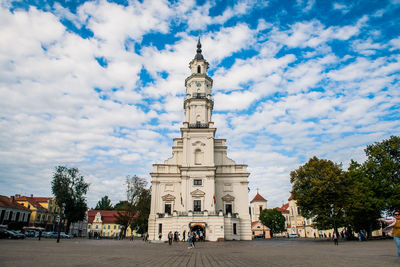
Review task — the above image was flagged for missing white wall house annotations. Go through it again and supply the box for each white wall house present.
[147,39,252,241]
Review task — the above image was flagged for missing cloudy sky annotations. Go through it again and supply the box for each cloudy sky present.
[0,0,399,209]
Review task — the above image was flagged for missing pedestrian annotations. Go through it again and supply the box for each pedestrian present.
[378,210,400,262]
[188,232,193,249]
[199,231,203,241]
[158,232,162,240]
[182,230,186,242]
[145,232,149,242]
[358,232,362,241]
[38,230,42,241]
[333,231,338,246]
[313,232,316,239]
[168,231,173,245]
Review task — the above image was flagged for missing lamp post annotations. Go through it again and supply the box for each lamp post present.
[57,203,65,243]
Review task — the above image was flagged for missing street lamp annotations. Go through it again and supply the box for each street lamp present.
[57,203,65,243]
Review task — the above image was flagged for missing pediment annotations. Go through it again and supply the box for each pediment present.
[161,194,176,201]
[190,189,205,197]
[222,194,235,202]
[192,141,206,146]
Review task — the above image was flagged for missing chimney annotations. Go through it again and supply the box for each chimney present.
[15,194,21,198]
[30,194,33,198]
[11,196,15,202]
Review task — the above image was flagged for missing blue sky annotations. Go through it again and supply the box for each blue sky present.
[0,0,399,208]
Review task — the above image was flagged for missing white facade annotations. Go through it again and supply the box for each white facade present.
[148,39,252,241]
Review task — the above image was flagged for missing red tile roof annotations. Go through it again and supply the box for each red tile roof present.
[275,203,289,214]
[0,195,31,211]
[250,193,267,203]
[32,197,53,203]
[88,210,134,224]
[15,196,47,211]
[288,195,294,201]
[251,221,259,227]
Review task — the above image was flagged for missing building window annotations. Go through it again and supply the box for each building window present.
[225,204,232,215]
[164,204,171,215]
[197,65,201,73]
[95,225,98,229]
[88,225,91,229]
[233,223,237,235]
[259,206,263,214]
[114,225,116,230]
[194,179,202,186]
[108,225,110,229]
[158,223,162,234]
[104,226,106,229]
[193,200,201,212]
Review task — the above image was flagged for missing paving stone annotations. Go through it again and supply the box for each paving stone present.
[0,238,398,266]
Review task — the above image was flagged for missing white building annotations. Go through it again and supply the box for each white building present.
[147,38,252,241]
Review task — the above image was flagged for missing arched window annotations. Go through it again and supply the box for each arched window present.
[197,65,201,73]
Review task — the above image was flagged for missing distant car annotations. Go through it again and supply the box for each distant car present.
[288,233,299,238]
[25,230,36,237]
[0,229,10,239]
[5,230,25,239]
[42,231,55,238]
[60,232,72,239]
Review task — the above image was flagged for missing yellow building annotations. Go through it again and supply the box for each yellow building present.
[15,195,61,231]
[87,210,138,238]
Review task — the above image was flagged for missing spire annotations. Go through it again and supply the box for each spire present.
[194,31,204,60]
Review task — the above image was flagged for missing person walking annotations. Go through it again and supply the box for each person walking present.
[38,230,42,241]
[182,230,186,242]
[378,210,400,262]
[168,231,173,245]
[333,231,338,246]
[187,232,193,249]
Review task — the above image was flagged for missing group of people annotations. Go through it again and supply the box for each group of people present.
[165,229,205,248]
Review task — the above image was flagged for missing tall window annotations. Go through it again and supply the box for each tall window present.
[193,200,201,212]
[225,204,232,215]
[158,223,162,234]
[233,223,237,235]
[197,65,201,73]
[165,204,171,215]
[259,206,263,214]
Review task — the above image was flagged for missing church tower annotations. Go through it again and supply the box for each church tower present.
[147,37,252,241]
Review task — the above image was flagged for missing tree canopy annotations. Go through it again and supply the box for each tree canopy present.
[363,136,400,213]
[289,136,399,234]
[259,209,285,237]
[51,166,89,233]
[290,156,346,231]
[94,195,113,210]
[114,175,150,237]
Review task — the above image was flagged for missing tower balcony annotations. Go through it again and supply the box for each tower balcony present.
[192,93,206,98]
[188,122,209,128]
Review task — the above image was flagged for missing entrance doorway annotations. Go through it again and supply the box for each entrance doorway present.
[190,224,205,241]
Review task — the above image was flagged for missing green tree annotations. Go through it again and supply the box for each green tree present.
[94,195,113,210]
[130,188,151,235]
[114,200,129,211]
[114,175,149,238]
[290,156,346,232]
[342,160,381,233]
[259,209,285,237]
[51,166,89,233]
[363,136,400,213]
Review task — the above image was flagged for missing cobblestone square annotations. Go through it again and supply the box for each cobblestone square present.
[0,238,398,267]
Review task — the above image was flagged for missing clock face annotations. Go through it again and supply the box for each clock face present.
[196,82,201,87]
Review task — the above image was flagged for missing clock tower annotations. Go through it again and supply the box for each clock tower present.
[184,37,214,126]
[147,37,252,242]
